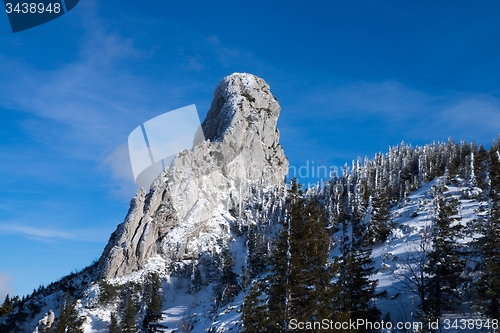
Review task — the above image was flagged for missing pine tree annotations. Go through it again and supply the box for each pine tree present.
[65,298,85,333]
[142,290,163,333]
[121,293,137,333]
[241,281,268,332]
[459,140,471,180]
[247,225,268,278]
[108,312,119,333]
[367,189,392,245]
[339,210,381,332]
[56,291,85,333]
[473,144,488,190]
[55,301,67,333]
[267,178,352,332]
[474,200,500,320]
[288,195,341,322]
[0,295,14,317]
[473,150,500,320]
[188,265,203,294]
[446,137,461,180]
[425,197,465,321]
[213,250,241,308]
[267,215,289,332]
[142,272,163,332]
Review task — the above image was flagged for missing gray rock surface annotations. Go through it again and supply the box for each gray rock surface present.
[33,309,54,333]
[98,73,288,279]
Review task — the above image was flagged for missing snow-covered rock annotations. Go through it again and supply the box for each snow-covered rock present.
[98,73,289,279]
[33,309,54,333]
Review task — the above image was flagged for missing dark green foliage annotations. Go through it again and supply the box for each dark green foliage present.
[241,282,268,332]
[142,272,163,332]
[473,198,500,320]
[356,179,371,220]
[247,225,268,278]
[458,141,472,179]
[121,293,137,333]
[142,291,162,332]
[339,213,381,331]
[0,261,98,332]
[109,312,119,333]
[143,272,161,300]
[446,138,461,179]
[265,178,352,332]
[267,216,289,331]
[98,280,119,306]
[473,144,488,190]
[55,302,67,333]
[0,300,28,333]
[56,291,85,333]
[0,295,18,317]
[425,197,465,320]
[367,189,392,245]
[288,196,334,322]
[213,250,241,308]
[188,265,203,294]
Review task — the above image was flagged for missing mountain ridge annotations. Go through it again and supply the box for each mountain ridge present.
[2,74,500,333]
[98,72,288,280]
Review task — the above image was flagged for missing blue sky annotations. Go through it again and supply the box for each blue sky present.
[1,0,500,299]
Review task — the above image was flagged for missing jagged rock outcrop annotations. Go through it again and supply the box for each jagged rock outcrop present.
[33,309,54,333]
[98,73,288,279]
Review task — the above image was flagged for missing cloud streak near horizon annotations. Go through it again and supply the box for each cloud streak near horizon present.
[300,80,500,145]
[0,273,16,302]
[0,222,110,243]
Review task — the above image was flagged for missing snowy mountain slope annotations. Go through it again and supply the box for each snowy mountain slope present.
[2,73,499,333]
[372,177,488,331]
[72,176,490,333]
[98,73,288,280]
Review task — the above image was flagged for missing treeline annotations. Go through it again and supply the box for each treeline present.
[95,272,163,333]
[237,136,500,332]
[309,136,500,246]
[0,260,97,332]
[318,136,500,327]
[2,136,500,332]
[240,178,381,332]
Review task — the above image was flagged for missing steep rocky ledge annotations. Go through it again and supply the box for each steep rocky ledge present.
[98,73,288,279]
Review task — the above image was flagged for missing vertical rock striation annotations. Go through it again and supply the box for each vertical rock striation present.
[98,73,288,279]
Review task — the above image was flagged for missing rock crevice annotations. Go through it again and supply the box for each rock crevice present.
[98,73,288,279]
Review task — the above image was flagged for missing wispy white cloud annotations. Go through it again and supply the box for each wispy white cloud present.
[0,35,162,148]
[331,80,431,116]
[176,53,205,72]
[0,6,273,198]
[301,80,500,143]
[439,95,500,134]
[101,142,137,198]
[0,273,16,302]
[0,224,75,240]
[0,223,109,243]
[0,3,206,158]
[0,6,192,197]
[205,35,245,67]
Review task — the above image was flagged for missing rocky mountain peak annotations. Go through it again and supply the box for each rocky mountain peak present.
[201,72,279,142]
[98,73,288,279]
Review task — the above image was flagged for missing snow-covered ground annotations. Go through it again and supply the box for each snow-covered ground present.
[373,178,489,333]
[26,177,492,333]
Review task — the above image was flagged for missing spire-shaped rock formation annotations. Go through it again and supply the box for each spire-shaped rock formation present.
[98,73,288,279]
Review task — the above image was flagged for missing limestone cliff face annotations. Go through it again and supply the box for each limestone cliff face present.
[98,73,288,279]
